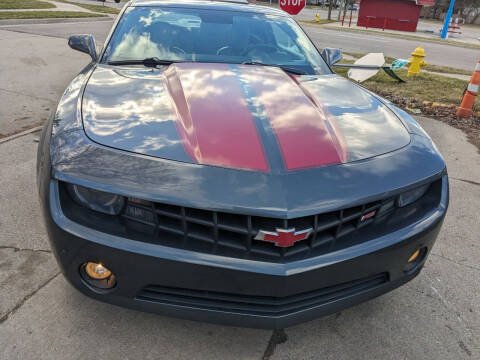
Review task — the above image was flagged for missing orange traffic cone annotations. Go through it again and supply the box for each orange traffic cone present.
[457,57,480,118]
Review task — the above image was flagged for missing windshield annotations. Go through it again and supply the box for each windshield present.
[102,6,330,75]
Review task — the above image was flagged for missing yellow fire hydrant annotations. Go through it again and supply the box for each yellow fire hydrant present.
[408,46,427,77]
[316,13,320,22]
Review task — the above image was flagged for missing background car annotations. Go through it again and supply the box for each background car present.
[348,3,359,10]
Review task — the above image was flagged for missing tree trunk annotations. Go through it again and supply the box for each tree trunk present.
[328,1,333,20]
[470,9,480,25]
[343,0,350,18]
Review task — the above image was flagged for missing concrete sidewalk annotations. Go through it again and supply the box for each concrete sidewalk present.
[0,28,92,137]
[0,1,95,13]
[0,116,479,360]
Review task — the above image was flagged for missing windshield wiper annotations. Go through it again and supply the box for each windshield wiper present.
[107,58,306,74]
[241,61,307,75]
[108,57,178,67]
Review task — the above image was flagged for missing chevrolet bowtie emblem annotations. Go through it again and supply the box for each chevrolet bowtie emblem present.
[254,227,313,248]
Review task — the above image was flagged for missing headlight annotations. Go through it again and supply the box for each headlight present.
[397,184,430,207]
[67,184,125,215]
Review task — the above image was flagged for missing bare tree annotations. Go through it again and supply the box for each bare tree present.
[328,0,333,20]
[343,0,351,19]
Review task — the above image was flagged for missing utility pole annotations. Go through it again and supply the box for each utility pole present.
[441,0,455,39]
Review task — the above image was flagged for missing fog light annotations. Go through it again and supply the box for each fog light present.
[85,262,111,280]
[80,262,116,290]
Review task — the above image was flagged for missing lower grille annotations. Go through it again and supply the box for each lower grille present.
[137,273,389,316]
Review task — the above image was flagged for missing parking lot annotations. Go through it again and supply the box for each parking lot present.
[0,14,479,360]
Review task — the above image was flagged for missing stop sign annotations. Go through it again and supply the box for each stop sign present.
[279,0,305,15]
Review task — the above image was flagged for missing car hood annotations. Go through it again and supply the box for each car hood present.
[82,63,410,173]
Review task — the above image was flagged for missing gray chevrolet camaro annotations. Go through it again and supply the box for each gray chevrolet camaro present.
[37,0,449,329]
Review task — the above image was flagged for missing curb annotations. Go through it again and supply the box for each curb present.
[0,16,112,26]
[0,126,43,145]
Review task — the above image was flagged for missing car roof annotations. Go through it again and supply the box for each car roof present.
[129,0,288,16]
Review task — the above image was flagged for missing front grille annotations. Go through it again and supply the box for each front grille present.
[121,198,384,262]
[137,273,388,316]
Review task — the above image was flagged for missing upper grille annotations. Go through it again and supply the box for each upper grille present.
[121,198,384,262]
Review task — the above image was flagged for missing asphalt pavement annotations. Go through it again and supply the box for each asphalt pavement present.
[0,23,105,137]
[304,26,480,72]
[0,15,479,360]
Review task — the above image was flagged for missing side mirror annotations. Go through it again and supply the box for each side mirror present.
[68,34,98,62]
[321,47,343,66]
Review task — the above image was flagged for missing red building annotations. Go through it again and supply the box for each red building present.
[357,0,435,32]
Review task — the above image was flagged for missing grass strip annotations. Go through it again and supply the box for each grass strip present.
[56,0,120,14]
[0,0,55,9]
[334,65,468,106]
[0,11,106,19]
[301,19,338,25]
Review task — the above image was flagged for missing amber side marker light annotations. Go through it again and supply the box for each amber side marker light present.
[404,248,427,273]
[81,262,116,290]
[408,249,421,263]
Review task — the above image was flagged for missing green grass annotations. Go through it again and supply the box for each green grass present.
[57,1,120,14]
[333,65,468,106]
[422,64,472,77]
[0,0,55,9]
[0,11,107,19]
[301,19,337,25]
[342,51,472,76]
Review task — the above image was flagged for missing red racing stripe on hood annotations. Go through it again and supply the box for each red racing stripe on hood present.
[165,63,268,172]
[240,66,348,171]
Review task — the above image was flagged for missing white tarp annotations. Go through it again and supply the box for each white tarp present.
[348,53,385,82]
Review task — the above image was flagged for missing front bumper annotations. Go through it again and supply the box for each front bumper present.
[43,177,448,329]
